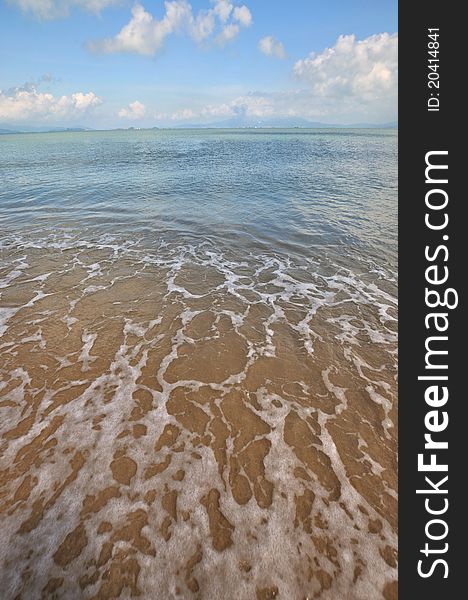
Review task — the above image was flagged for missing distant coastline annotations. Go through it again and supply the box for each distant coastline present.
[0,120,398,135]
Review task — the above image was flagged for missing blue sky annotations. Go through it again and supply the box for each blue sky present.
[0,1,398,127]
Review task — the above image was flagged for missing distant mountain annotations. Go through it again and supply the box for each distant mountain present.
[0,120,397,134]
[179,116,318,129]
[348,121,398,129]
[173,117,398,129]
[0,124,94,134]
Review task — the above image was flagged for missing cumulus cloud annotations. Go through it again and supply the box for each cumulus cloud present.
[216,23,240,44]
[161,34,397,125]
[293,32,397,102]
[170,107,197,121]
[258,36,286,59]
[151,32,396,125]
[88,2,189,55]
[0,81,102,122]
[118,100,146,119]
[221,94,273,118]
[212,0,231,22]
[7,0,119,20]
[232,5,251,26]
[153,93,274,123]
[88,1,252,55]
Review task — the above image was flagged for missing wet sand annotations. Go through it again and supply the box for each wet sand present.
[0,234,397,599]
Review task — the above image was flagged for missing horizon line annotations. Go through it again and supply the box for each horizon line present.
[0,124,399,135]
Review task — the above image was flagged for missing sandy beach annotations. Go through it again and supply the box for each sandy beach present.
[0,129,397,599]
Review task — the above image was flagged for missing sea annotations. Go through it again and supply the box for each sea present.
[0,129,398,599]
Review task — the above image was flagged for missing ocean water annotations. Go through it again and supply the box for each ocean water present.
[0,129,397,599]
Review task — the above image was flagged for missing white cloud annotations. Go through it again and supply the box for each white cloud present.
[148,32,396,125]
[258,36,286,59]
[191,9,216,43]
[7,0,119,20]
[160,32,397,125]
[232,5,251,27]
[0,82,102,122]
[88,2,189,55]
[227,94,273,117]
[118,100,146,119]
[170,107,197,120]
[154,93,273,122]
[216,23,239,44]
[213,0,232,22]
[293,32,397,102]
[88,1,252,55]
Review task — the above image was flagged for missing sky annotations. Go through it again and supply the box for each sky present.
[0,0,398,128]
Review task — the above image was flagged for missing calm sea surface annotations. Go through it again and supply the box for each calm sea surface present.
[0,129,398,599]
[1,128,396,262]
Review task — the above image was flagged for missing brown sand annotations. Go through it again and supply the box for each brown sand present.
[0,240,397,599]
